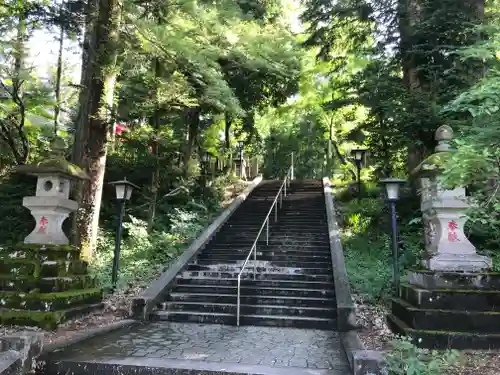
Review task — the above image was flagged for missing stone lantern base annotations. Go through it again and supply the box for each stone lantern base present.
[424,253,493,272]
[388,269,500,349]
[0,243,103,329]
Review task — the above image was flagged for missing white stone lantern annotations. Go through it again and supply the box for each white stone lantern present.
[17,137,89,245]
[412,125,492,271]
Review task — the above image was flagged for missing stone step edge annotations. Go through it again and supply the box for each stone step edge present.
[153,310,335,322]
[43,356,335,375]
[163,301,337,311]
[176,277,333,284]
[168,292,334,301]
[388,312,500,337]
[402,283,500,294]
[173,284,334,296]
[393,297,500,315]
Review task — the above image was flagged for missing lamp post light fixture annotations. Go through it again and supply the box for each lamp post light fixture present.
[109,177,139,290]
[351,148,367,200]
[380,177,406,294]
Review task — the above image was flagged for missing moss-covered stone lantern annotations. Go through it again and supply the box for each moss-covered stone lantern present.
[412,125,491,271]
[17,137,89,245]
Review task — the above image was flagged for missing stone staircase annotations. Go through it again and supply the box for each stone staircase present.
[152,180,337,330]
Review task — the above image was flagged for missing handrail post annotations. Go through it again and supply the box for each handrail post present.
[237,276,241,326]
[284,177,287,197]
[280,190,283,207]
[275,202,278,222]
[253,245,256,280]
[266,218,269,245]
[291,152,294,181]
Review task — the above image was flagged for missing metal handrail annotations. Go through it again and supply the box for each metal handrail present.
[236,163,293,326]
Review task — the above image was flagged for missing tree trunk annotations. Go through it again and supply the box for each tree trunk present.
[72,0,98,164]
[75,0,122,260]
[54,3,65,136]
[147,55,162,231]
[182,108,200,178]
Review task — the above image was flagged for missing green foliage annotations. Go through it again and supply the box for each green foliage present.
[92,206,213,289]
[385,337,460,375]
[339,191,423,302]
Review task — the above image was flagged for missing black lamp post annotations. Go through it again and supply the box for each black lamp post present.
[351,148,367,200]
[380,178,406,294]
[109,178,139,290]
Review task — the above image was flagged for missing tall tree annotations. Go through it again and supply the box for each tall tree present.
[74,0,122,259]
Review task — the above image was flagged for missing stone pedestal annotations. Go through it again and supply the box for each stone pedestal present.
[388,269,500,350]
[415,125,491,272]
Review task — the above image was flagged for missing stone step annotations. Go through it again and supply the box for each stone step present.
[192,258,332,269]
[179,271,333,282]
[192,259,332,268]
[166,293,336,307]
[206,242,331,249]
[197,254,332,262]
[408,269,500,290]
[209,240,330,246]
[160,301,336,319]
[176,277,333,290]
[0,302,104,330]
[0,274,96,293]
[201,249,331,256]
[401,284,500,311]
[387,313,500,350]
[213,234,329,242]
[185,264,332,275]
[0,287,102,311]
[391,297,500,333]
[0,244,81,262]
[152,311,336,330]
[172,284,335,298]
[0,259,88,278]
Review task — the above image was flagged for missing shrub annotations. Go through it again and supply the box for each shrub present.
[384,337,459,375]
[340,196,424,302]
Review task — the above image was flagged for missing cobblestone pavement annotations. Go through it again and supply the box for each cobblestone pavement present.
[54,322,349,372]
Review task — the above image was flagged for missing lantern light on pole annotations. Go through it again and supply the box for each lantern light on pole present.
[351,148,367,200]
[108,178,139,290]
[380,177,406,294]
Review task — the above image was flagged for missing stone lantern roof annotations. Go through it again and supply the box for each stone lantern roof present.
[411,124,454,178]
[16,137,89,180]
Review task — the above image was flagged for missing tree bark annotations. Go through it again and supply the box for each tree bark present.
[54,3,65,136]
[74,0,122,260]
[147,56,162,231]
[182,108,200,178]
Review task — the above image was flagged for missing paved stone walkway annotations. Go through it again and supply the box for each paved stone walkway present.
[48,322,350,374]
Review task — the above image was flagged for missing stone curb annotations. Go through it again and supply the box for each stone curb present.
[131,175,264,319]
[0,350,21,375]
[40,319,138,355]
[0,332,43,375]
[322,177,386,375]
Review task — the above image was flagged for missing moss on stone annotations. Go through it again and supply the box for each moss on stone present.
[16,158,89,181]
[0,310,63,330]
[0,275,95,293]
[0,242,101,329]
[0,288,102,311]
[411,151,452,177]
